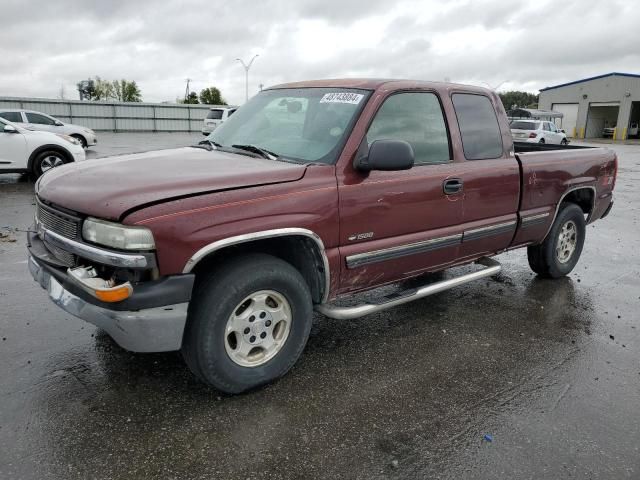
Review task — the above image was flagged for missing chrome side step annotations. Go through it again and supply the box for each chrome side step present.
[315,257,501,320]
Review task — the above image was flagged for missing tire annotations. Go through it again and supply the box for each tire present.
[71,134,87,149]
[539,138,545,144]
[32,150,68,178]
[560,138,568,145]
[181,253,313,393]
[527,203,586,278]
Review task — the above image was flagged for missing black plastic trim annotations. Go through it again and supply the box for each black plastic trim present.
[346,235,462,269]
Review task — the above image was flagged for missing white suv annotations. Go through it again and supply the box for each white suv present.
[0,109,97,148]
[202,107,236,135]
[0,117,86,177]
[510,120,568,145]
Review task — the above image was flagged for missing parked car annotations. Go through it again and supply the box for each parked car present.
[0,117,86,177]
[0,109,97,148]
[510,120,568,144]
[602,124,617,138]
[28,79,616,393]
[202,107,236,135]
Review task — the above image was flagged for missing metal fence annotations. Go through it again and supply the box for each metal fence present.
[0,97,227,132]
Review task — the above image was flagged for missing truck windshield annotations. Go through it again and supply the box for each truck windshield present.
[206,88,371,164]
[511,121,540,130]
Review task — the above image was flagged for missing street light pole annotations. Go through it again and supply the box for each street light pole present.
[235,54,259,102]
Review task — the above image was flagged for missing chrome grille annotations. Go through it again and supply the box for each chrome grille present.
[44,242,77,267]
[37,202,79,240]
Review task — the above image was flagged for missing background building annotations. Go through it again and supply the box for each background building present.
[538,72,640,139]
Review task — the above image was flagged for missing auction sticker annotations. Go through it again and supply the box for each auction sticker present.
[320,92,364,105]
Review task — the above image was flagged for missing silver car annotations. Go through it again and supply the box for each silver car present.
[0,109,97,148]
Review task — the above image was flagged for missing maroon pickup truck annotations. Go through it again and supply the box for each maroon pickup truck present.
[28,79,617,393]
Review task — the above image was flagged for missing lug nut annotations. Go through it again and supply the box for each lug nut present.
[249,315,255,322]
[265,320,272,327]
[260,332,267,339]
[259,312,266,319]
[244,327,250,334]
[249,335,256,343]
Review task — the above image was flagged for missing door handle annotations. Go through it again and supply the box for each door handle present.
[443,178,463,194]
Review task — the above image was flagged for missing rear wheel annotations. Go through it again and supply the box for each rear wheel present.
[181,253,313,393]
[527,203,586,278]
[539,138,546,144]
[32,150,67,177]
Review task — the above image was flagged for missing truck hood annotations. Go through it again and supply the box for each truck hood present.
[36,147,307,220]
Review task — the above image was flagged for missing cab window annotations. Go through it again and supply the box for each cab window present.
[452,94,503,160]
[366,92,450,165]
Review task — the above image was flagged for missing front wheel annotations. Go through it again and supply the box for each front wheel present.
[539,138,546,144]
[527,203,586,278]
[32,150,67,177]
[71,134,87,149]
[561,138,568,145]
[181,253,313,393]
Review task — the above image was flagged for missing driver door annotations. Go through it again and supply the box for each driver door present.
[24,112,58,133]
[337,91,465,294]
[0,123,27,170]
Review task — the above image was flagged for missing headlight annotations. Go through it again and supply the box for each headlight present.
[82,217,155,250]
[56,134,81,145]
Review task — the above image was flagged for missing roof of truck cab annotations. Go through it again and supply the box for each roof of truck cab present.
[268,78,493,94]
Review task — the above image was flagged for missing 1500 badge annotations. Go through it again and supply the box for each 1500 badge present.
[348,232,374,241]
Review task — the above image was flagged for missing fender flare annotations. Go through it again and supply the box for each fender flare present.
[182,228,331,303]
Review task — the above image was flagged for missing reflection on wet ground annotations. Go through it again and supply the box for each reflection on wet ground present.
[1,137,638,479]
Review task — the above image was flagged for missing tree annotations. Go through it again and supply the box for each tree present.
[498,91,539,110]
[183,91,200,104]
[113,79,142,102]
[199,87,227,105]
[76,79,96,100]
[76,77,142,102]
[92,77,115,100]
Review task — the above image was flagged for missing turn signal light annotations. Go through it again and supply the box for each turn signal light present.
[95,284,133,303]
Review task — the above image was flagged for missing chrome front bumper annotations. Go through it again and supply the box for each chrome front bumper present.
[29,256,188,352]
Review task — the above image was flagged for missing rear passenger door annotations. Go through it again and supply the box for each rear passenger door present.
[450,93,521,261]
[338,91,466,294]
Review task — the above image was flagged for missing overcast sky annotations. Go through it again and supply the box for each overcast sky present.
[1,0,639,105]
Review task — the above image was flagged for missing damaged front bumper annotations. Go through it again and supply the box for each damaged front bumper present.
[28,231,194,352]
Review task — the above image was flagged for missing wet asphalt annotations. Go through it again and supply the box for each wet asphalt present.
[1,134,639,479]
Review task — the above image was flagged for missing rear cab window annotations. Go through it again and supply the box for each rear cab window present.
[452,93,503,160]
[366,92,451,165]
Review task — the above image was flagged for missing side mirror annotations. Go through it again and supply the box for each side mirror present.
[560,129,566,133]
[3,124,18,133]
[354,139,415,172]
[54,120,64,126]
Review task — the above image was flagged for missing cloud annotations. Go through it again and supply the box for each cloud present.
[0,0,638,104]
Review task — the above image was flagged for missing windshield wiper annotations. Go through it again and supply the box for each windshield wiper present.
[195,139,223,150]
[231,144,279,160]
